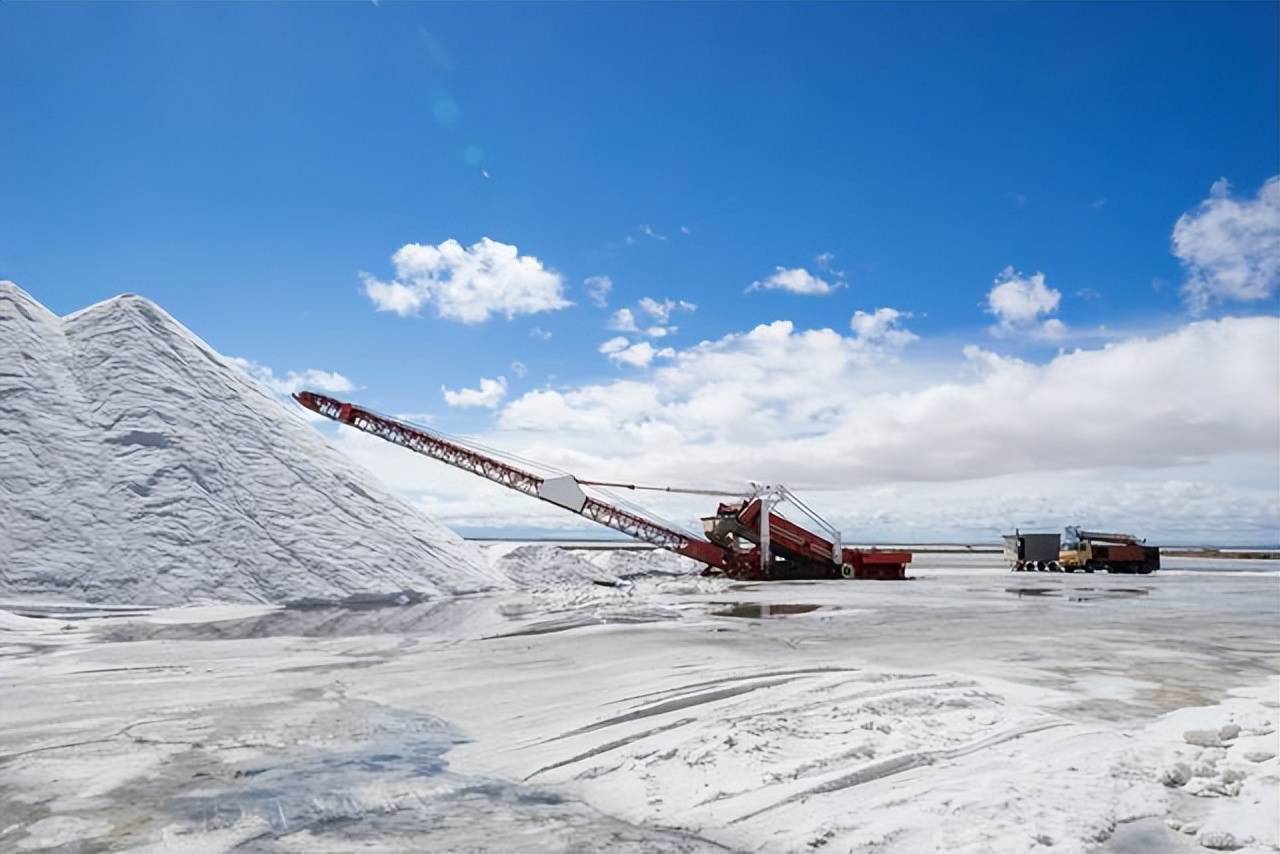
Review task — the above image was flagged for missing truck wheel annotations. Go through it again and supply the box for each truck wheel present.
[840,563,854,579]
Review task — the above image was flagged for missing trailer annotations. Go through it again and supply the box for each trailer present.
[1003,531,1063,572]
[1004,527,1160,574]
[294,391,911,581]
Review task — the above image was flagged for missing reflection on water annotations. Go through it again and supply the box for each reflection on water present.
[92,699,723,853]
[1006,587,1150,602]
[711,603,823,618]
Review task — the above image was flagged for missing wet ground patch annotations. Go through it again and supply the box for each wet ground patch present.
[710,603,824,618]
[93,598,492,643]
[486,607,677,639]
[1005,587,1150,602]
[2,694,725,853]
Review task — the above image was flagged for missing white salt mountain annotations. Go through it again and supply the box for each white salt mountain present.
[0,282,503,606]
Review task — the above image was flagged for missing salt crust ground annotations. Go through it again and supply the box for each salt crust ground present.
[1,552,1276,853]
[0,282,500,606]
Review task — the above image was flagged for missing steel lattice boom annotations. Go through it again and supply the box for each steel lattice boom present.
[294,391,732,569]
[294,391,908,580]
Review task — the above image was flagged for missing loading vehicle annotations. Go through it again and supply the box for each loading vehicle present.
[295,391,911,581]
[1059,527,1160,574]
[1004,528,1159,574]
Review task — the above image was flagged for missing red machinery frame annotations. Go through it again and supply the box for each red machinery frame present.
[295,391,910,580]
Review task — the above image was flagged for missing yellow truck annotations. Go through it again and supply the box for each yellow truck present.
[1059,527,1160,574]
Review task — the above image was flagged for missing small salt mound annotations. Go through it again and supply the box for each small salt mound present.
[586,548,704,579]
[0,282,503,606]
[496,545,623,590]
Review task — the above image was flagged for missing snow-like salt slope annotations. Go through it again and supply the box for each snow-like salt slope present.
[0,282,503,605]
[490,545,622,589]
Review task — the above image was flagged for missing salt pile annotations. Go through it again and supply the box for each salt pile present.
[491,545,624,590]
[0,282,502,606]
[585,548,705,579]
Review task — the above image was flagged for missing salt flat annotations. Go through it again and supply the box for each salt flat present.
[1,553,1276,853]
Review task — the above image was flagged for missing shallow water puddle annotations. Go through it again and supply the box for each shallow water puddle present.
[710,603,823,618]
[1005,586,1150,602]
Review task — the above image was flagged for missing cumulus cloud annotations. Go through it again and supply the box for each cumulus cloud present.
[850,308,917,347]
[499,316,1277,487]
[326,315,1278,543]
[1038,318,1068,340]
[985,266,1068,338]
[637,297,696,323]
[1173,176,1280,313]
[608,304,679,339]
[585,275,613,308]
[441,376,508,408]
[360,237,571,324]
[749,266,838,295]
[599,337,674,368]
[230,357,355,396]
[608,308,640,333]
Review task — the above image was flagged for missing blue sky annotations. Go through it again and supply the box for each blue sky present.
[3,3,1278,542]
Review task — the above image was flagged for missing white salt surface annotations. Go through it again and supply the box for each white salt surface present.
[1,550,1276,852]
[584,546,706,577]
[0,282,501,606]
[490,544,623,589]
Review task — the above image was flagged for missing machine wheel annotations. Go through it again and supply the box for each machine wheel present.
[1054,561,1069,573]
[840,563,854,579]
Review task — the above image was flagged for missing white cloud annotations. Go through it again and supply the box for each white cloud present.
[1038,318,1069,340]
[1173,175,1280,313]
[529,326,552,341]
[749,266,837,295]
[585,275,613,308]
[360,237,571,324]
[230,357,355,396]
[499,315,1278,489]
[598,337,674,368]
[598,336,630,355]
[680,225,691,236]
[850,308,917,347]
[441,376,508,409]
[324,315,1279,543]
[646,326,671,338]
[510,360,527,379]
[639,224,667,241]
[637,297,696,323]
[608,308,640,333]
[985,266,1067,338]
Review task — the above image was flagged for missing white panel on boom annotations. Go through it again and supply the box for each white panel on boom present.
[538,475,588,513]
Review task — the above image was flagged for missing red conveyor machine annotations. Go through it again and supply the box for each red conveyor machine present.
[295,391,911,581]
